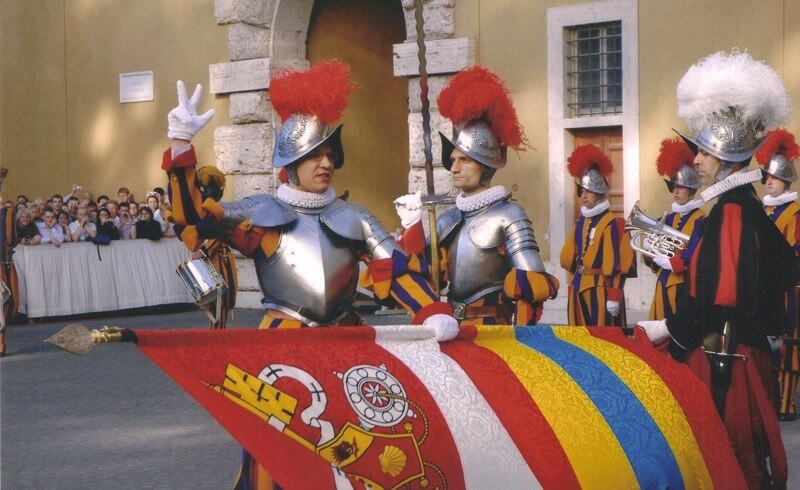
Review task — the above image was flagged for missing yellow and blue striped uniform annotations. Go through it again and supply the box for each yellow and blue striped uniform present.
[560,209,634,327]
[647,208,705,321]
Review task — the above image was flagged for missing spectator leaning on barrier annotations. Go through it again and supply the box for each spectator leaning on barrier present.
[37,209,65,247]
[96,207,120,241]
[57,211,70,238]
[128,202,139,223]
[69,206,97,242]
[117,204,133,239]
[15,208,40,245]
[28,203,42,223]
[131,206,161,241]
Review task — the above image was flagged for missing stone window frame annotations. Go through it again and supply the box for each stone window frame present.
[546,0,646,308]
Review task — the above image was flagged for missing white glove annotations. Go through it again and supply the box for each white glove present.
[167,81,216,141]
[767,336,784,352]
[393,190,423,228]
[637,319,670,344]
[642,235,657,254]
[423,313,459,342]
[653,255,672,271]
[606,300,620,317]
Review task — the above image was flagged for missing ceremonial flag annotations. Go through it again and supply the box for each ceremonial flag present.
[135,325,746,489]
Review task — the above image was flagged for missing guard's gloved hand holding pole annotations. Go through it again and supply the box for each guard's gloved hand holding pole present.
[393,190,423,228]
[168,80,216,142]
[423,314,460,342]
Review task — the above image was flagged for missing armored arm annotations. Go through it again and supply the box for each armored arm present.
[504,217,546,273]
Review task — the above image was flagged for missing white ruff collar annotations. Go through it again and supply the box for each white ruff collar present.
[763,191,798,207]
[277,184,337,208]
[581,199,610,218]
[671,198,704,215]
[701,168,761,202]
[455,186,509,212]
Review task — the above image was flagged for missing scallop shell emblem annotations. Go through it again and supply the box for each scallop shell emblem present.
[378,445,407,477]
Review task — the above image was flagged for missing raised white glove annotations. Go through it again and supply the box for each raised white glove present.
[767,336,784,352]
[423,313,459,342]
[393,190,423,228]
[606,300,620,317]
[637,319,670,344]
[167,80,216,141]
[653,255,672,271]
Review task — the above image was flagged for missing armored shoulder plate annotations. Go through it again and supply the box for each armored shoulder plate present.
[218,194,296,234]
[320,199,400,259]
[468,200,545,272]
[436,206,463,243]
[467,200,527,248]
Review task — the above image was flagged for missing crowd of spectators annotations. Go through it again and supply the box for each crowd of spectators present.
[6,186,178,248]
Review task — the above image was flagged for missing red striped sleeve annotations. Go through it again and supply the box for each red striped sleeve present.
[714,204,742,307]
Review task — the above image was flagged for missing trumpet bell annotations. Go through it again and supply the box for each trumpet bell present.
[625,202,690,259]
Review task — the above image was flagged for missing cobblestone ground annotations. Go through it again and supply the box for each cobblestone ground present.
[1,307,798,488]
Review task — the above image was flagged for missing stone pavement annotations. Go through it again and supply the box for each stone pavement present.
[1,307,797,488]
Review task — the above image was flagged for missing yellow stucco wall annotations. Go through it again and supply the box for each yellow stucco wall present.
[0,0,229,204]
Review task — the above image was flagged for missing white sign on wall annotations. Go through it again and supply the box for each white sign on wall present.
[119,71,154,103]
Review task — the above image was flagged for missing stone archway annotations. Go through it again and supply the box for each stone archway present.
[207,0,475,306]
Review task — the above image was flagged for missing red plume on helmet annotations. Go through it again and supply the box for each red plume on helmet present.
[656,137,694,178]
[269,60,356,124]
[755,128,800,166]
[567,144,613,178]
[437,66,528,151]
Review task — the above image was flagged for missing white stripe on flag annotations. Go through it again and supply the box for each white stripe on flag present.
[374,325,541,489]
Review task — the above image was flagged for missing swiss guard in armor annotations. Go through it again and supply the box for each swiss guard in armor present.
[394,66,559,326]
[638,50,797,488]
[560,145,634,327]
[647,137,705,321]
[756,129,800,422]
[163,61,458,490]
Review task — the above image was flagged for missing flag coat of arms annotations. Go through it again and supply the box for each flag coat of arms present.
[134,324,746,489]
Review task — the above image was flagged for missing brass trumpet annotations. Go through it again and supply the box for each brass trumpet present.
[626,202,690,259]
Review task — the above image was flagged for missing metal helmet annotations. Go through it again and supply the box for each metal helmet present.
[762,153,797,183]
[441,118,507,171]
[666,164,702,191]
[577,167,611,195]
[675,108,766,165]
[272,113,344,169]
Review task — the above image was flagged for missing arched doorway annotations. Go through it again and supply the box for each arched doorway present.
[307,0,408,227]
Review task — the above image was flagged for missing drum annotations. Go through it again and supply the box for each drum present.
[176,255,228,306]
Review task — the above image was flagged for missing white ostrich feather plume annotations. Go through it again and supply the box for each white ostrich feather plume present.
[676,49,791,134]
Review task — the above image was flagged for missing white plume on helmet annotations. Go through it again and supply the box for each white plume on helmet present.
[676,49,791,134]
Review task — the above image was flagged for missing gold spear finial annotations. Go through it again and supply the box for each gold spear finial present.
[45,324,133,355]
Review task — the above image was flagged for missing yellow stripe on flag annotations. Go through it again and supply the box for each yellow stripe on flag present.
[473,326,638,488]
[551,327,713,489]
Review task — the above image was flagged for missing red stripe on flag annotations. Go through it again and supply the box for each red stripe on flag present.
[441,326,580,489]
[587,328,746,489]
[136,330,335,488]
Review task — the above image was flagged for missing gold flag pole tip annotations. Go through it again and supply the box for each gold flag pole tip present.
[45,324,138,355]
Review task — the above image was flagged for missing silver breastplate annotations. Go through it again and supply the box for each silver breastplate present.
[256,210,359,325]
[446,211,507,304]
